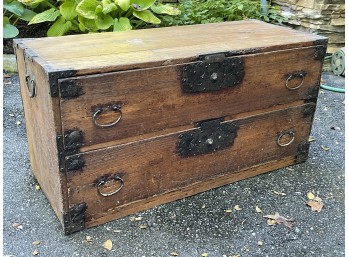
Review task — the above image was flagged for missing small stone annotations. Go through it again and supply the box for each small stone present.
[257,241,263,246]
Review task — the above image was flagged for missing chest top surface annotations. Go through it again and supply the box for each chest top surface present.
[15,20,326,75]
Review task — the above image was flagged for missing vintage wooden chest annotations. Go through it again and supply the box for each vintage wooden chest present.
[14,20,327,234]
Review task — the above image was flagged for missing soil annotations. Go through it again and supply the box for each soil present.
[3,22,50,54]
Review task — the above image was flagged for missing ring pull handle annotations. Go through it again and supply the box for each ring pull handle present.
[277,130,295,147]
[285,72,306,90]
[97,175,124,197]
[92,104,122,128]
[25,75,36,97]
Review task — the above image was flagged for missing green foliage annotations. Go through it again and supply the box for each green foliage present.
[3,0,180,37]
[159,0,287,27]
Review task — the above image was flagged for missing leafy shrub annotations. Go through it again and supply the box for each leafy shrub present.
[159,0,286,27]
[3,0,180,38]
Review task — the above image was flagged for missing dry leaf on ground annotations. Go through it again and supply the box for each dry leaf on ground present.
[32,250,39,256]
[225,209,233,213]
[85,236,92,242]
[103,240,113,250]
[255,206,262,213]
[32,241,40,246]
[201,253,209,257]
[321,146,330,151]
[263,212,294,228]
[273,191,286,196]
[170,252,179,256]
[234,205,241,211]
[139,224,147,229]
[306,192,324,212]
[308,136,316,142]
[35,185,41,190]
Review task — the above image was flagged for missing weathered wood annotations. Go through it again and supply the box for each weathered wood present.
[17,20,326,75]
[13,21,326,234]
[66,103,314,224]
[60,46,321,151]
[14,42,68,224]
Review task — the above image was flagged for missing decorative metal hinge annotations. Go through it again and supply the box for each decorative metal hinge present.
[66,154,85,172]
[182,53,245,93]
[59,78,83,99]
[177,118,238,157]
[48,70,76,97]
[63,202,87,235]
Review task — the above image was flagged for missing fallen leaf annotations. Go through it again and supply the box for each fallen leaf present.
[35,185,41,190]
[3,74,11,78]
[201,253,209,257]
[134,217,142,221]
[234,205,241,211]
[32,241,40,246]
[5,81,12,85]
[308,136,315,142]
[32,250,39,255]
[264,212,294,228]
[170,252,179,256]
[255,205,262,213]
[85,236,92,242]
[307,200,324,212]
[257,241,263,246]
[139,224,147,229]
[307,192,315,200]
[129,216,136,222]
[202,204,206,209]
[16,121,21,126]
[113,229,122,233]
[321,146,330,151]
[229,255,240,257]
[225,209,233,213]
[103,240,113,250]
[330,126,341,131]
[9,113,15,117]
[267,219,276,226]
[12,223,21,228]
[273,191,286,196]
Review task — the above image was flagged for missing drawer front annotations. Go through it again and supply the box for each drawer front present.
[59,46,322,150]
[66,103,315,225]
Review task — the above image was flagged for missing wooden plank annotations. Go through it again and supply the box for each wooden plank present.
[14,42,67,224]
[66,103,314,224]
[60,46,321,151]
[85,156,296,228]
[17,20,326,74]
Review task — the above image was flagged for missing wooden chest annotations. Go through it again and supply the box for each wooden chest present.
[14,20,327,234]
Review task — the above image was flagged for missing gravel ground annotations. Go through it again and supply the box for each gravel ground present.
[3,72,345,257]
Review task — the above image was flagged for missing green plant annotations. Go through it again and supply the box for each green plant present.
[18,0,180,36]
[159,0,287,27]
[3,0,37,38]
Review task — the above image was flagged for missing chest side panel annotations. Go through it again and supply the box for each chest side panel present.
[59,46,321,151]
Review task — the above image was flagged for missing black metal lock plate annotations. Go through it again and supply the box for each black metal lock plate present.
[182,53,244,93]
[177,118,238,157]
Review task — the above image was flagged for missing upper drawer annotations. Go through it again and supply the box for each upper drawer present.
[59,46,322,150]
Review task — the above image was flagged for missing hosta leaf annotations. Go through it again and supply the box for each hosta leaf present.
[133,9,160,24]
[113,17,132,31]
[47,17,72,36]
[3,1,24,16]
[95,4,103,14]
[76,0,98,19]
[60,0,78,20]
[102,0,117,14]
[130,0,155,11]
[116,0,130,11]
[95,13,113,30]
[151,3,180,15]
[78,15,98,31]
[3,22,19,38]
[17,0,46,7]
[20,9,37,21]
[29,8,60,25]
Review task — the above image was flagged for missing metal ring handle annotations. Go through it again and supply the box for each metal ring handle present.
[285,73,305,90]
[25,75,36,97]
[277,130,295,147]
[97,176,124,197]
[92,105,122,128]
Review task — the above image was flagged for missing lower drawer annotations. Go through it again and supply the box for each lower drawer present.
[66,103,315,228]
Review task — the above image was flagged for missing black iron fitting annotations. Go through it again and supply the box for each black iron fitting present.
[63,202,87,235]
[49,70,76,97]
[59,79,83,99]
[177,117,238,157]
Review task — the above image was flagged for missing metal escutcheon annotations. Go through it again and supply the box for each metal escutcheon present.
[25,75,36,97]
[92,104,122,128]
[277,130,295,147]
[285,73,305,90]
[97,175,124,197]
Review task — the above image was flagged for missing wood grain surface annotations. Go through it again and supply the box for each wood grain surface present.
[66,103,315,225]
[17,20,326,75]
[60,46,321,150]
